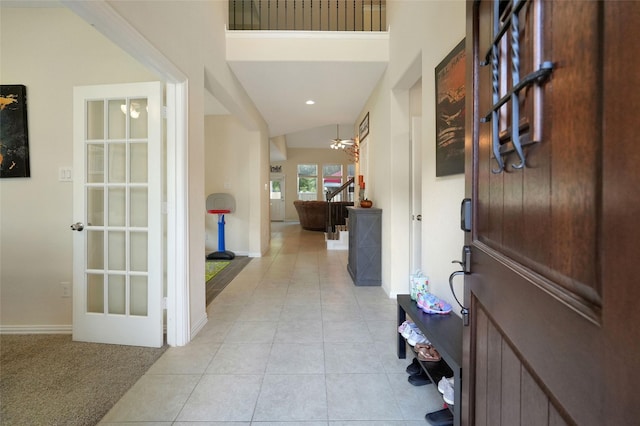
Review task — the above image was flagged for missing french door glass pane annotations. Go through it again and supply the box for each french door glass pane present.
[130,276,148,316]
[108,99,126,140]
[87,187,104,226]
[108,187,126,226]
[130,232,148,272]
[87,231,104,270]
[87,274,104,313]
[86,101,104,140]
[130,187,148,227]
[130,98,148,139]
[108,275,126,315]
[130,143,148,183]
[87,144,104,183]
[108,143,126,183]
[108,231,126,271]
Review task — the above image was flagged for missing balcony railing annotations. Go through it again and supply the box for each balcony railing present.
[229,0,386,31]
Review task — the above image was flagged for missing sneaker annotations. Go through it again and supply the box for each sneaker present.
[443,384,455,405]
[406,328,429,346]
[437,376,454,394]
[437,376,455,405]
[397,320,410,334]
[420,293,452,315]
[416,292,426,310]
[401,322,419,339]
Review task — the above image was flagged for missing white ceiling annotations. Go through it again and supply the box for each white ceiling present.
[227,60,387,140]
[223,31,389,155]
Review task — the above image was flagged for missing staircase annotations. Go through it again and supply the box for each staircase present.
[324,177,354,250]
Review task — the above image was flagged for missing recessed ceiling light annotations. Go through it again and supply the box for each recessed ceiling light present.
[305,100,315,105]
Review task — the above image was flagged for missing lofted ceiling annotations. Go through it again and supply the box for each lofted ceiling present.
[226,60,387,140]
[223,31,389,158]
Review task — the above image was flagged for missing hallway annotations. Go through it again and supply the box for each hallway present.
[100,222,443,424]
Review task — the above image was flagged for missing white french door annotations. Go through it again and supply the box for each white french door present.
[72,82,163,347]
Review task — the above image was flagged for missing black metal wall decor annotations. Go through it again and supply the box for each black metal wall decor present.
[270,165,282,173]
[435,39,466,177]
[0,85,31,178]
[480,0,553,174]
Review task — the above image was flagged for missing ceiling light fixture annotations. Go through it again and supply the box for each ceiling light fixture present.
[330,124,354,149]
[305,100,315,105]
[329,124,359,162]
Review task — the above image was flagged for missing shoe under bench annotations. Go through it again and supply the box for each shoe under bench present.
[397,294,463,426]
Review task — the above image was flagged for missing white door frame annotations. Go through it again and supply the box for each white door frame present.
[63,1,190,346]
[410,117,422,274]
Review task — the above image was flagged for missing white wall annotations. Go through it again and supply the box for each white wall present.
[204,115,261,256]
[0,7,156,330]
[358,1,466,310]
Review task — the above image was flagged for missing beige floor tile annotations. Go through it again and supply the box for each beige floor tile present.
[102,223,444,425]
[100,374,200,423]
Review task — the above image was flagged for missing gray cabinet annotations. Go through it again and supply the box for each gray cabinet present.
[347,207,382,286]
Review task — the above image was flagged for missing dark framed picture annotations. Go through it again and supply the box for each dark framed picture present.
[359,112,369,141]
[0,85,31,178]
[435,39,466,177]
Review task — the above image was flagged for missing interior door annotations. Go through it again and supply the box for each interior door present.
[72,82,163,348]
[270,175,285,221]
[463,1,640,425]
[410,117,422,273]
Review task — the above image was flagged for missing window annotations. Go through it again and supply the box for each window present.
[347,164,356,202]
[323,164,343,200]
[297,164,318,200]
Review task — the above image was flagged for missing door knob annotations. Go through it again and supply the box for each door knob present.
[416,214,422,221]
[70,222,84,231]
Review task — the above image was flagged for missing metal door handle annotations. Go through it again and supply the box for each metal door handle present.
[70,222,84,231]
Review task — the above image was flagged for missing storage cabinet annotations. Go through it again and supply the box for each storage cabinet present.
[346,207,381,286]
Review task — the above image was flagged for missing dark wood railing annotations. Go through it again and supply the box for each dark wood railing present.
[229,0,386,31]
[325,177,354,235]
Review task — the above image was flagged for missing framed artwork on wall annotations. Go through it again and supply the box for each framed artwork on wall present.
[0,85,31,178]
[435,39,466,177]
[359,112,369,141]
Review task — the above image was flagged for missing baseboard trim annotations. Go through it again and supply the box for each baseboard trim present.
[190,311,208,340]
[0,325,72,334]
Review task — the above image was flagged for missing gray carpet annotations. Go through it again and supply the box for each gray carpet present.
[0,334,167,425]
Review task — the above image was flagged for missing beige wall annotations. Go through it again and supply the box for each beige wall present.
[204,115,264,256]
[0,7,156,330]
[357,0,466,306]
[270,148,355,222]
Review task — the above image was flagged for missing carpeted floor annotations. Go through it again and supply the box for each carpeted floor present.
[0,334,166,426]
[206,255,252,306]
[0,257,250,425]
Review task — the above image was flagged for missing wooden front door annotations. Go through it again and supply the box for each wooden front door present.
[463,1,640,425]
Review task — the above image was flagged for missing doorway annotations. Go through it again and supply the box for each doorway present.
[270,174,285,221]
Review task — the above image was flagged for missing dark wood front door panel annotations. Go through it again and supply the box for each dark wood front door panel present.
[464,1,640,425]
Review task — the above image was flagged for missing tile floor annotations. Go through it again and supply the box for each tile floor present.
[100,222,444,425]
